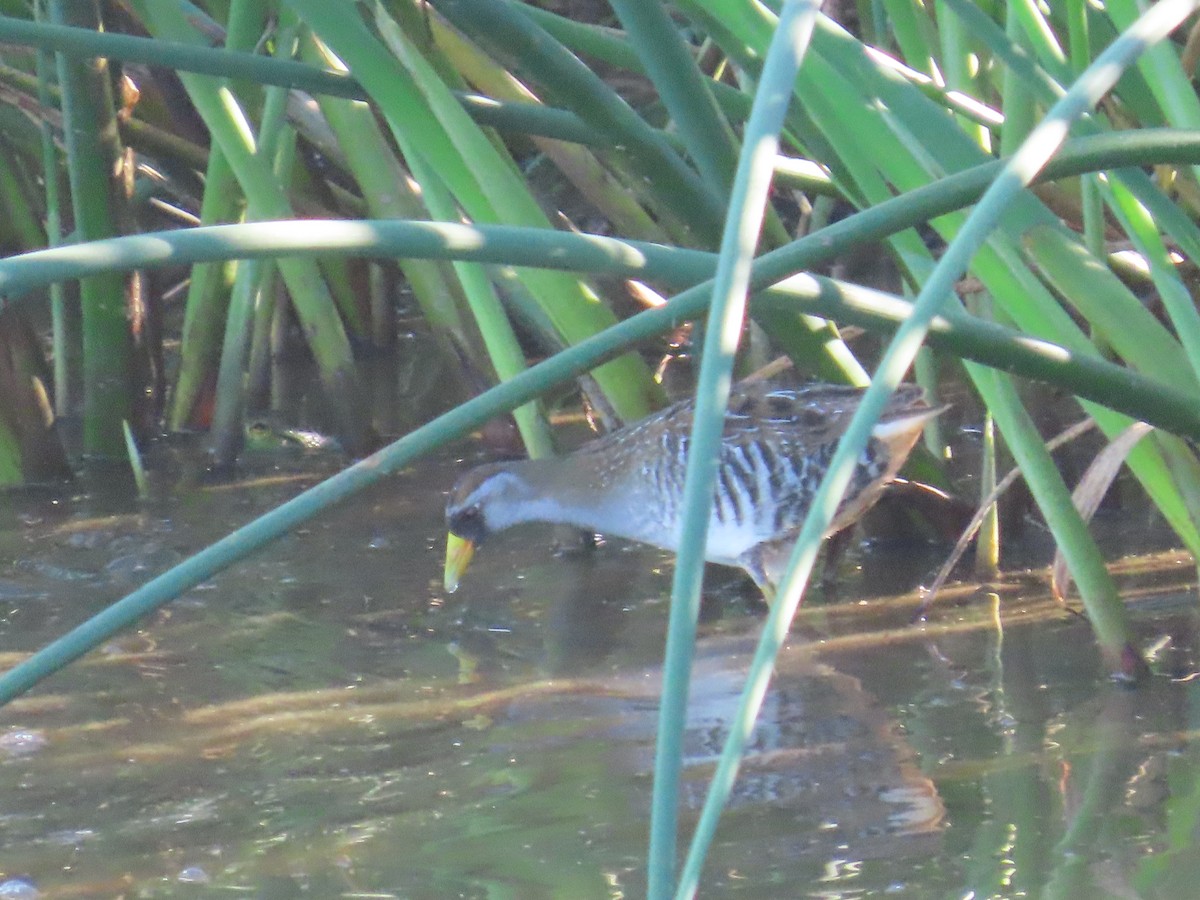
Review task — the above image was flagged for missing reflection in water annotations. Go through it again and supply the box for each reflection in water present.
[0,442,1197,896]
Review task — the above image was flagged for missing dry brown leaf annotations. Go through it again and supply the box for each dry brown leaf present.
[920,417,1095,614]
[1051,421,1154,601]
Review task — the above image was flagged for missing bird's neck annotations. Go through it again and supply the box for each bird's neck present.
[498,457,624,534]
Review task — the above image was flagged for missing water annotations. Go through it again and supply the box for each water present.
[0,440,1198,897]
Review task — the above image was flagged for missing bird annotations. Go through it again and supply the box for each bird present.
[444,381,943,599]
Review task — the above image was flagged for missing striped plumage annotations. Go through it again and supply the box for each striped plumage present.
[444,381,941,597]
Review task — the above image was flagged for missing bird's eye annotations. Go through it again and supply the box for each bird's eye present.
[449,505,487,544]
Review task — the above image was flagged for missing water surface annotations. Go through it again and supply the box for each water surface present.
[1,443,1198,898]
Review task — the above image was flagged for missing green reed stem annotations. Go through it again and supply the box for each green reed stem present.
[33,1,69,417]
[121,420,149,499]
[676,1,1198,891]
[0,234,1186,704]
[608,0,737,199]
[50,0,132,457]
[138,1,372,453]
[0,211,1197,437]
[210,11,291,466]
[2,119,1200,703]
[650,4,820,895]
[433,0,727,247]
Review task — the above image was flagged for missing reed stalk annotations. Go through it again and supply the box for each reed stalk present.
[49,0,131,458]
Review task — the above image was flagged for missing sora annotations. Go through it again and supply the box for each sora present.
[444,381,941,597]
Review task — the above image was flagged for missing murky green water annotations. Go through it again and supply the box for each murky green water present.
[1,441,1199,898]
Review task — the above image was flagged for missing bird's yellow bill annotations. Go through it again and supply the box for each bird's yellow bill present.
[444,532,476,593]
